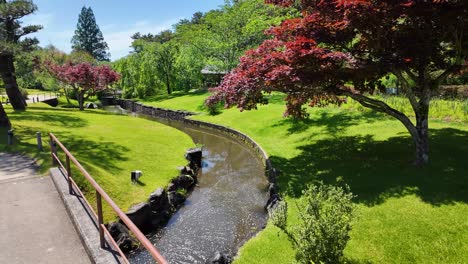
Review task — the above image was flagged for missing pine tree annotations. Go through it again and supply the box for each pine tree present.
[71,6,110,61]
[0,0,42,117]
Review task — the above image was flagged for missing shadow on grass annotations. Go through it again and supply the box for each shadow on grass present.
[10,108,88,128]
[275,110,388,135]
[272,128,468,206]
[55,132,129,174]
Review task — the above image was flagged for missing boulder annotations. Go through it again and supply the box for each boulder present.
[107,221,129,240]
[116,232,138,253]
[149,188,170,212]
[168,191,186,209]
[85,102,98,109]
[123,202,152,233]
[171,175,195,190]
[268,183,278,196]
[107,222,138,253]
[151,210,172,228]
[185,147,202,169]
[265,193,282,213]
[167,182,176,192]
[179,165,195,177]
[208,251,232,264]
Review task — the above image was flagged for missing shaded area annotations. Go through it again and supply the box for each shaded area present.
[274,109,388,135]
[10,108,88,128]
[273,128,468,206]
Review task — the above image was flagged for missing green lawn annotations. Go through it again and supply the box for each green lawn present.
[144,91,468,263]
[1,103,194,221]
[141,91,211,113]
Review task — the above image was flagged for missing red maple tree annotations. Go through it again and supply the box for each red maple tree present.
[207,0,467,165]
[45,61,120,110]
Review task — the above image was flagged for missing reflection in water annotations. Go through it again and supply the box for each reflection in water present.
[129,119,268,264]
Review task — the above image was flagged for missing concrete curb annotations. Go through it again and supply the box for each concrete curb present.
[50,168,125,264]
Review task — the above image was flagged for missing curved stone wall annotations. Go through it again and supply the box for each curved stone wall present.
[116,99,278,184]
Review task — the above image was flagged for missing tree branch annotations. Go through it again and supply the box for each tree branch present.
[341,90,418,139]
[392,69,419,113]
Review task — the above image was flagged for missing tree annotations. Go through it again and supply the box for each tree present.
[45,61,119,110]
[71,6,110,61]
[130,31,179,95]
[0,0,42,112]
[176,0,296,72]
[207,0,467,165]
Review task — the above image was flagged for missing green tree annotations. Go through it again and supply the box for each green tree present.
[176,0,296,72]
[71,6,109,61]
[0,0,41,115]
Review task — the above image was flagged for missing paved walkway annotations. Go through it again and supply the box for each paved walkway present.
[25,94,57,104]
[1,94,56,105]
[0,153,91,264]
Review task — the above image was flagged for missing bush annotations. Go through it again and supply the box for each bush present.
[270,184,355,264]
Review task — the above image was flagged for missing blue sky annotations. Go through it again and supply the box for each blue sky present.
[21,0,225,60]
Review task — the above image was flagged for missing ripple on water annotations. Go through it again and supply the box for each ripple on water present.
[129,123,268,264]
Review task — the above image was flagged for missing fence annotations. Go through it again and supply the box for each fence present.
[49,132,168,264]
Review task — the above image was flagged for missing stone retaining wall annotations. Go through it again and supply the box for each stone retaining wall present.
[117,99,278,184]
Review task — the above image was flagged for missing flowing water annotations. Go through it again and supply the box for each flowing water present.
[127,116,269,264]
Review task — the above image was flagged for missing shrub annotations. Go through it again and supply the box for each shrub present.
[270,184,355,264]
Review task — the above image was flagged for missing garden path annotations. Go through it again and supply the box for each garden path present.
[0,152,91,264]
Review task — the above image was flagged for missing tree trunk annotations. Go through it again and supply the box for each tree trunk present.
[166,74,172,95]
[413,102,430,166]
[0,103,11,128]
[343,90,430,166]
[78,91,85,111]
[0,55,26,110]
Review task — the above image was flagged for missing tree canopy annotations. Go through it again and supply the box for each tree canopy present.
[208,0,467,165]
[45,61,119,110]
[71,6,110,61]
[0,0,41,114]
[112,0,295,98]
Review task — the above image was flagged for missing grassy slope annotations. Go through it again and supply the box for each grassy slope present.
[1,103,194,221]
[144,92,468,263]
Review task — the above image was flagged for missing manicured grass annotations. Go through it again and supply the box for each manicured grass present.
[1,103,194,221]
[145,91,468,263]
[140,91,212,113]
[342,95,468,122]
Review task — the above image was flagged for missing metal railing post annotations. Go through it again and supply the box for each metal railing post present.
[66,156,72,194]
[96,191,105,249]
[36,132,43,151]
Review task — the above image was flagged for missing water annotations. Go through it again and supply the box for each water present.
[129,118,269,264]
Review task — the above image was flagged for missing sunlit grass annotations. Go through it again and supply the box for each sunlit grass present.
[341,95,468,122]
[144,91,468,263]
[1,103,194,221]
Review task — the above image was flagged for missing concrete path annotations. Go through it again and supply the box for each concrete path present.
[0,94,57,105]
[26,94,57,104]
[0,153,91,264]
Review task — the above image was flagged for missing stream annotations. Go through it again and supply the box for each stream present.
[125,114,269,263]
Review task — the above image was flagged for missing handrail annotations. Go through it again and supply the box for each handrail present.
[49,132,168,264]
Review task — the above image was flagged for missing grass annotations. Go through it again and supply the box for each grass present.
[140,90,212,113]
[144,91,468,263]
[1,103,194,221]
[342,95,468,122]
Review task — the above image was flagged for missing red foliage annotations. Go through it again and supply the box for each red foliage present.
[45,61,120,93]
[208,0,466,118]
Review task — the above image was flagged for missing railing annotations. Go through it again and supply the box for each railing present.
[49,133,168,264]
